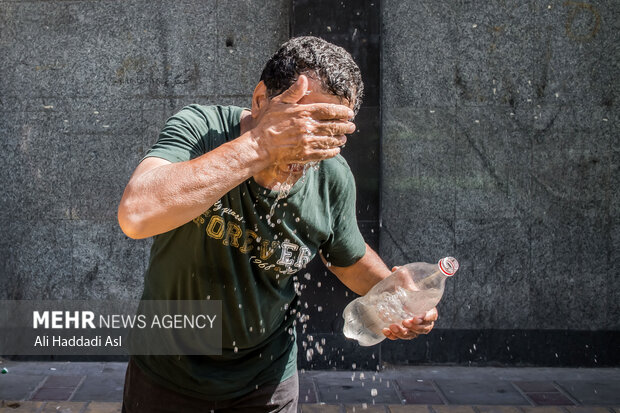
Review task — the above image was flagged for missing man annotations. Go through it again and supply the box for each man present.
[118,36,437,412]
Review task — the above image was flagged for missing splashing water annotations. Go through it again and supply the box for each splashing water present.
[266,162,320,225]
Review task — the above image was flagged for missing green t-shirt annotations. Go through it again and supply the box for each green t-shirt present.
[133,104,366,400]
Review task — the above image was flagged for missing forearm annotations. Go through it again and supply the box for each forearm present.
[325,244,391,295]
[118,133,267,239]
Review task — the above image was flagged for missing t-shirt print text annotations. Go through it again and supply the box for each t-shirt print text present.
[192,201,312,277]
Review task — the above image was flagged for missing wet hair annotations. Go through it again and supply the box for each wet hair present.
[260,36,364,113]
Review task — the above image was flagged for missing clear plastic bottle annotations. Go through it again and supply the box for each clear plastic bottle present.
[342,257,459,346]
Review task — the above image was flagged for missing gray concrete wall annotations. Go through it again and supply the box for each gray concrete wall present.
[0,0,289,299]
[1,0,618,365]
[380,0,618,331]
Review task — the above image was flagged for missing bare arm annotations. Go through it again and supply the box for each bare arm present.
[117,136,265,239]
[324,244,438,341]
[322,243,391,295]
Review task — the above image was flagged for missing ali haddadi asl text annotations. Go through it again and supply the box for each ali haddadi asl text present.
[34,335,122,347]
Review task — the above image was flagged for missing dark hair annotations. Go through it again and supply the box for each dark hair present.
[260,36,364,113]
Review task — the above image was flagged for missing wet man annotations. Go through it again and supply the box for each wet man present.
[118,36,438,413]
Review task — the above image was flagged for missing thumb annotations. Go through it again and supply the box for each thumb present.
[276,75,308,104]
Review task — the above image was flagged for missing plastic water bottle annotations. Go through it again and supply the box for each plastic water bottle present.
[342,257,459,346]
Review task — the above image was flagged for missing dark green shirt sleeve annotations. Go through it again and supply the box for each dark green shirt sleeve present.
[143,104,210,163]
[320,157,367,267]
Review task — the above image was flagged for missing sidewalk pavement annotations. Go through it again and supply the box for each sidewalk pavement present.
[0,361,618,412]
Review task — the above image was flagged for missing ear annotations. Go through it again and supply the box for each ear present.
[251,81,269,118]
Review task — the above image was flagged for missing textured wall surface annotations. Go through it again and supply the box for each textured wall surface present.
[0,0,289,299]
[1,0,618,367]
[380,0,619,331]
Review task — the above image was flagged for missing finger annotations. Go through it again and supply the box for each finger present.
[424,308,438,322]
[310,120,356,136]
[301,103,355,121]
[401,331,419,340]
[384,324,423,340]
[276,75,309,104]
[306,147,341,162]
[402,317,423,329]
[389,323,409,337]
[414,322,434,335]
[307,135,347,149]
[403,317,434,332]
[382,328,398,341]
[302,135,347,149]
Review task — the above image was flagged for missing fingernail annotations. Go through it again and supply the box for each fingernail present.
[348,109,355,118]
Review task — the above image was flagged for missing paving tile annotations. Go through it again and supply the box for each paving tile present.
[299,376,318,404]
[403,392,444,405]
[513,381,559,393]
[71,374,124,402]
[557,381,620,405]
[41,401,87,412]
[43,375,84,388]
[0,374,46,400]
[528,392,574,406]
[344,405,386,412]
[387,406,431,413]
[435,380,529,405]
[396,379,437,392]
[83,402,123,413]
[396,379,444,404]
[300,405,342,413]
[476,406,523,413]
[566,407,615,413]
[431,406,477,413]
[315,375,400,404]
[30,386,75,401]
[0,401,44,412]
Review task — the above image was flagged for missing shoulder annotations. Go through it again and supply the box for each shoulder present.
[320,155,354,179]
[168,104,243,126]
[318,155,356,191]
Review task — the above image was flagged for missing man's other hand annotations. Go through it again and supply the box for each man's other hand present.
[382,307,438,341]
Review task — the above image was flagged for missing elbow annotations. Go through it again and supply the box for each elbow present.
[117,201,148,240]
